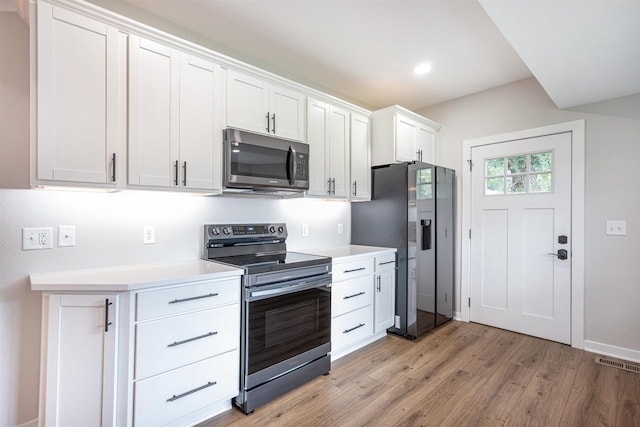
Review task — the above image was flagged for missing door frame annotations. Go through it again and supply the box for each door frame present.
[460,120,585,349]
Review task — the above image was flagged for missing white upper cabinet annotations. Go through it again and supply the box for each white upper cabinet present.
[306,97,349,198]
[350,113,371,201]
[128,36,222,191]
[36,2,126,187]
[226,69,305,141]
[371,105,441,166]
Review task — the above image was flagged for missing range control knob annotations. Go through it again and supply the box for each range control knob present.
[210,227,220,236]
[278,226,285,234]
[269,226,276,233]
[222,227,231,235]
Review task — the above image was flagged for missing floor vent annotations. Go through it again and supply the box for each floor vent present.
[595,356,640,374]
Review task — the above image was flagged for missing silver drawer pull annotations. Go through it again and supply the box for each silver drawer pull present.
[378,260,395,266]
[167,331,218,348]
[343,267,366,273]
[343,291,366,300]
[343,323,365,334]
[168,293,218,304]
[166,381,217,402]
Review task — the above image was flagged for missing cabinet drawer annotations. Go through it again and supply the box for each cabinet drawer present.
[331,275,372,317]
[137,278,239,321]
[331,305,373,353]
[332,258,373,282]
[135,304,239,380]
[134,350,238,427]
[375,252,396,272]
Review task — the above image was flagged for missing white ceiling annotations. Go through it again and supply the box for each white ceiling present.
[94,0,640,111]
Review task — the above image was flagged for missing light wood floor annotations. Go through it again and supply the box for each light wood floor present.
[201,321,640,426]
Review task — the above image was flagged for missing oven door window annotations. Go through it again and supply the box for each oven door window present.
[247,287,330,375]
[231,143,289,180]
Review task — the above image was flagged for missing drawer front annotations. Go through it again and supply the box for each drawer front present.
[331,275,373,317]
[135,304,239,380]
[332,258,374,282]
[331,305,373,353]
[375,252,396,272]
[137,278,240,321]
[134,350,239,427]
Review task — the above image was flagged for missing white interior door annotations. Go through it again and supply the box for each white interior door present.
[469,132,572,344]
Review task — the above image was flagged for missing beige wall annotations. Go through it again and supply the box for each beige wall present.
[418,77,640,356]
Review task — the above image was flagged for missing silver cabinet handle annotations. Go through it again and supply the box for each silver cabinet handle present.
[167,381,216,402]
[104,298,113,332]
[377,275,381,292]
[167,331,217,348]
[168,292,218,304]
[378,260,395,266]
[343,323,365,334]
[182,161,187,186]
[174,160,179,186]
[332,178,336,195]
[265,112,270,132]
[343,291,366,300]
[111,153,116,183]
[271,113,276,134]
[327,178,332,195]
[353,180,357,197]
[343,267,366,273]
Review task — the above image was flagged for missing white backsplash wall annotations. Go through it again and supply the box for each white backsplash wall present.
[0,188,350,426]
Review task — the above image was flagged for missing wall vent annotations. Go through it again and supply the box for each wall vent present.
[595,356,640,374]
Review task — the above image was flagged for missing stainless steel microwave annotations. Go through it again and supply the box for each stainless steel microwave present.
[223,128,309,194]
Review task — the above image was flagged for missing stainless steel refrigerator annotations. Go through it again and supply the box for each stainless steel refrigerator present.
[351,162,455,338]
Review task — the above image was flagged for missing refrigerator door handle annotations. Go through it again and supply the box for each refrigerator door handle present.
[421,219,432,250]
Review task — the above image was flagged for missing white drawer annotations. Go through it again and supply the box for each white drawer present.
[134,350,239,427]
[331,305,373,353]
[375,252,396,272]
[137,278,240,321]
[332,258,374,282]
[135,304,239,380]
[331,275,372,317]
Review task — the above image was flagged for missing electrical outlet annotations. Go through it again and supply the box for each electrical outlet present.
[58,225,76,247]
[394,315,401,329]
[23,227,53,250]
[302,223,309,237]
[337,223,343,235]
[143,225,155,244]
[606,220,626,236]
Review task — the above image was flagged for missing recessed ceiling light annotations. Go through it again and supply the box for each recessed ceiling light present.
[414,63,432,75]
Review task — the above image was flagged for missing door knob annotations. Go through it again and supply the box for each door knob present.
[548,249,568,260]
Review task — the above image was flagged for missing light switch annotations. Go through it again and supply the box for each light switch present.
[606,220,626,236]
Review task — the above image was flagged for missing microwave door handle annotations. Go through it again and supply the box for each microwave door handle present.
[288,146,297,185]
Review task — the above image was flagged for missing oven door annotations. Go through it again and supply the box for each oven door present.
[243,274,331,389]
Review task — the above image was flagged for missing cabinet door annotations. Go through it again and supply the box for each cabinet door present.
[129,36,179,187]
[416,125,436,164]
[179,54,222,191]
[270,84,305,141]
[350,113,371,200]
[374,270,396,333]
[395,115,418,162]
[226,70,269,134]
[328,106,350,198]
[37,3,124,185]
[306,98,329,196]
[43,294,118,427]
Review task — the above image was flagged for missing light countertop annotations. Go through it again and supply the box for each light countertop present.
[30,260,243,292]
[308,244,396,262]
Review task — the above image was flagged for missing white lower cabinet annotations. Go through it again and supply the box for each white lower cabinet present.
[132,278,240,426]
[330,251,396,360]
[39,294,119,427]
[133,350,238,427]
[38,275,240,427]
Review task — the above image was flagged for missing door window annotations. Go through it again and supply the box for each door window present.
[484,151,552,195]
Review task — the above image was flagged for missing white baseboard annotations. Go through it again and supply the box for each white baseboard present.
[584,340,640,364]
[454,312,464,321]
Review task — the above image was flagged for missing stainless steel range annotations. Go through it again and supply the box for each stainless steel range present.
[203,223,332,414]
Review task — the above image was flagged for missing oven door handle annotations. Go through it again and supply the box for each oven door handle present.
[247,275,331,301]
